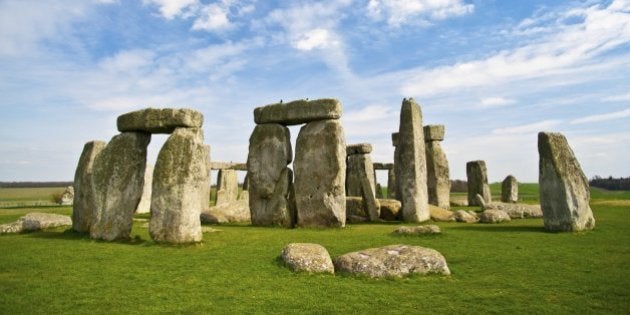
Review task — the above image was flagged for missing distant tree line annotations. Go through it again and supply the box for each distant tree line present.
[589,176,630,191]
[0,181,73,188]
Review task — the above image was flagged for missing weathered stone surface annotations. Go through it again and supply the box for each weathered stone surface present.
[375,183,384,199]
[216,169,239,205]
[117,108,203,133]
[135,164,153,214]
[346,153,379,221]
[91,132,150,241]
[200,197,251,224]
[0,213,72,234]
[347,214,369,223]
[538,132,595,232]
[247,124,294,227]
[426,138,450,209]
[373,162,394,170]
[391,132,399,147]
[345,196,380,221]
[72,141,106,233]
[477,194,542,219]
[454,210,478,223]
[393,225,441,235]
[346,143,372,155]
[387,167,397,200]
[60,186,74,205]
[333,244,450,278]
[423,125,445,141]
[209,161,247,170]
[150,128,208,243]
[478,209,511,224]
[379,199,401,221]
[429,205,455,222]
[501,175,518,203]
[294,119,346,228]
[281,243,334,274]
[254,98,341,125]
[467,160,491,206]
[395,98,430,222]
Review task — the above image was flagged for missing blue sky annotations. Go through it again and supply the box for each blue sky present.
[0,0,629,183]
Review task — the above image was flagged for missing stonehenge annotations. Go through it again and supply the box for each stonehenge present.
[538,132,595,232]
[72,108,210,243]
[346,143,379,221]
[466,160,491,206]
[248,99,346,228]
[424,125,450,209]
[501,175,518,203]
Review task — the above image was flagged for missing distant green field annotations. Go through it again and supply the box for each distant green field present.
[0,187,66,207]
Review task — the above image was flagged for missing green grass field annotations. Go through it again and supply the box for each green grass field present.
[1,186,629,313]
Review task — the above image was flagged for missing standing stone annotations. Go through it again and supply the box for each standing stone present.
[346,144,375,198]
[72,141,106,233]
[501,175,518,203]
[387,167,397,200]
[216,169,239,205]
[150,128,208,243]
[247,124,295,227]
[467,160,491,206]
[395,98,430,222]
[294,119,346,227]
[538,132,595,232]
[60,186,74,205]
[375,183,383,199]
[424,125,450,209]
[91,132,150,241]
[135,164,154,214]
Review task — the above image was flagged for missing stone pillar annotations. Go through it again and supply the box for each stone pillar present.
[91,132,150,241]
[394,98,429,222]
[135,164,153,214]
[345,143,379,221]
[390,132,399,200]
[150,128,208,243]
[501,175,518,203]
[466,160,491,206]
[216,169,239,205]
[294,119,346,227]
[247,123,295,227]
[72,140,107,233]
[538,132,595,232]
[424,125,450,209]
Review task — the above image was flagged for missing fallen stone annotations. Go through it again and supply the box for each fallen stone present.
[423,124,445,141]
[466,160,491,206]
[281,243,334,274]
[117,108,203,133]
[72,141,107,233]
[347,214,369,223]
[135,164,153,214]
[538,132,595,232]
[254,98,342,125]
[478,210,511,224]
[477,195,542,219]
[395,98,430,222]
[393,225,441,235]
[294,119,346,228]
[346,143,372,155]
[333,244,450,278]
[0,213,72,234]
[150,128,208,243]
[454,210,478,223]
[429,205,455,222]
[501,175,518,203]
[200,198,251,224]
[91,132,150,241]
[379,199,402,221]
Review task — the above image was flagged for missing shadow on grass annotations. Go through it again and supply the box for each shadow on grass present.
[26,228,152,245]
[448,224,546,233]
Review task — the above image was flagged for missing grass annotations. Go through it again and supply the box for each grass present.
[1,186,629,313]
[0,187,65,207]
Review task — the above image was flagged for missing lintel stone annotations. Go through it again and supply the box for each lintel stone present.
[423,125,445,142]
[117,108,203,133]
[254,99,341,125]
[346,143,372,155]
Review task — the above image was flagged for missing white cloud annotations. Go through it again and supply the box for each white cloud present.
[367,0,474,27]
[192,4,231,31]
[478,97,515,108]
[144,0,255,32]
[492,120,562,135]
[143,0,197,19]
[293,28,335,51]
[571,108,630,124]
[602,93,630,102]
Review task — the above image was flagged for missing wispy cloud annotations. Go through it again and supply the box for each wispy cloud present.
[571,108,630,124]
[478,97,515,108]
[366,0,474,27]
[492,120,562,135]
[602,93,630,102]
[143,0,255,32]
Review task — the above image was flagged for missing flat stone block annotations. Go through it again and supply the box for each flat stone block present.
[254,99,341,125]
[423,125,445,141]
[346,143,372,155]
[117,108,203,133]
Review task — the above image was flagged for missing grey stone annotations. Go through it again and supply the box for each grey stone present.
[425,133,450,209]
[345,196,380,221]
[60,186,74,205]
[501,175,518,203]
[346,143,372,155]
[454,210,478,223]
[375,183,384,199]
[216,169,239,205]
[294,119,346,227]
[254,98,341,125]
[72,141,106,233]
[149,128,208,243]
[395,98,430,222]
[0,213,72,234]
[209,161,247,170]
[201,197,251,224]
[378,199,401,221]
[372,162,394,170]
[135,164,153,214]
[391,132,399,147]
[478,209,511,223]
[91,132,150,241]
[466,160,491,206]
[387,167,397,200]
[333,244,450,278]
[393,225,441,235]
[429,205,455,222]
[423,124,445,141]
[117,108,203,133]
[345,153,379,221]
[247,124,294,227]
[477,193,542,219]
[538,132,595,232]
[281,243,334,274]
